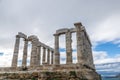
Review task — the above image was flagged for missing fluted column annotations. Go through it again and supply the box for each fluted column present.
[74,22,84,64]
[12,35,20,67]
[88,45,95,69]
[51,51,54,64]
[30,43,37,67]
[37,45,41,66]
[47,49,50,64]
[66,30,72,64]
[42,47,46,64]
[54,34,60,65]
[22,39,28,67]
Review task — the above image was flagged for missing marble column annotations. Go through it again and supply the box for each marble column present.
[12,35,20,67]
[47,49,50,64]
[30,43,37,67]
[54,34,60,65]
[51,51,54,64]
[88,45,95,69]
[74,22,84,64]
[22,39,28,67]
[37,45,41,66]
[66,30,72,64]
[42,47,46,64]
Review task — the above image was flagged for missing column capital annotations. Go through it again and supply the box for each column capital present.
[43,47,46,49]
[47,49,50,51]
[37,45,41,47]
[16,35,20,38]
[53,33,59,36]
[74,22,82,27]
[23,38,28,41]
[51,50,54,53]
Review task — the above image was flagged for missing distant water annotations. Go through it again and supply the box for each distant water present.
[102,77,120,80]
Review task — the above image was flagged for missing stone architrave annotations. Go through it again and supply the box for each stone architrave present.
[74,22,84,64]
[51,51,54,64]
[22,39,28,67]
[66,30,72,64]
[54,34,60,65]
[37,45,41,66]
[47,49,50,64]
[42,47,46,64]
[12,35,20,67]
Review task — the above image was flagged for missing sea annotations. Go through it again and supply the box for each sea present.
[102,77,120,80]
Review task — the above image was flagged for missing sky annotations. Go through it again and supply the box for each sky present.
[0,0,120,76]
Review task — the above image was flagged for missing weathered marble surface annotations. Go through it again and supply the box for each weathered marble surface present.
[0,22,101,80]
[0,71,101,80]
[0,64,101,80]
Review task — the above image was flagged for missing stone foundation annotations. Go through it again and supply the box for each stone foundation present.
[0,71,101,80]
[0,64,101,80]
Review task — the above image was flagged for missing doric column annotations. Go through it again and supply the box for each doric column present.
[74,22,84,64]
[66,30,72,64]
[42,47,46,64]
[88,45,95,69]
[22,39,28,67]
[37,45,41,66]
[30,43,37,67]
[47,49,50,64]
[54,34,60,65]
[51,51,54,64]
[12,35,20,67]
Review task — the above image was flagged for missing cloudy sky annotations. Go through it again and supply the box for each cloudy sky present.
[0,0,120,75]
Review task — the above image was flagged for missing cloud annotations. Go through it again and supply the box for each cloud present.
[0,0,120,49]
[113,40,120,48]
[93,50,120,76]
[93,50,120,64]
[95,62,120,76]
[0,49,13,67]
[0,0,120,68]
[90,13,120,46]
[0,52,3,56]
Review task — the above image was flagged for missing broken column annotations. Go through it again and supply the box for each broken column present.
[66,30,72,64]
[12,35,20,67]
[54,34,60,65]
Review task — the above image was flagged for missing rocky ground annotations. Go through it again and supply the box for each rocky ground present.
[0,70,101,80]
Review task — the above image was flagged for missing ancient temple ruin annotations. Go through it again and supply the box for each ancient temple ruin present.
[12,33,54,67]
[0,22,101,80]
